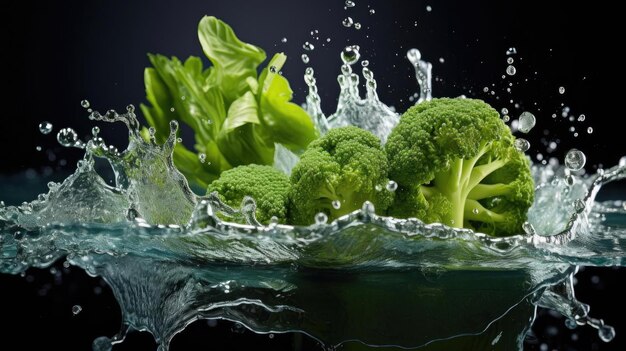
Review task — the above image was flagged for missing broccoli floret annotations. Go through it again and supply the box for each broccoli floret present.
[289,126,394,225]
[385,98,534,236]
[207,164,290,224]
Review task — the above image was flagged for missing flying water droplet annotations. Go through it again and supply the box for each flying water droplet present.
[57,128,79,147]
[386,180,398,192]
[72,304,82,315]
[342,17,354,27]
[369,9,375,14]
[514,138,530,152]
[281,37,287,43]
[345,0,355,7]
[507,57,514,64]
[354,23,362,30]
[303,42,315,51]
[332,200,341,209]
[518,112,536,133]
[39,121,53,135]
[80,99,90,108]
[314,212,328,225]
[361,60,369,67]
[559,86,565,94]
[587,127,593,134]
[506,47,517,55]
[506,65,517,76]
[301,54,310,64]
[565,149,586,171]
[198,153,206,163]
[341,45,361,65]
[577,114,586,122]
[426,5,432,12]
[619,156,626,167]
[598,325,616,342]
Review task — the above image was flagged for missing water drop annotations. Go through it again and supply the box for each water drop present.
[518,112,536,133]
[281,37,287,43]
[303,42,315,51]
[315,212,328,225]
[345,0,355,7]
[426,5,432,12]
[57,128,79,147]
[506,47,517,55]
[501,108,509,115]
[507,57,514,64]
[332,200,341,209]
[39,121,53,135]
[36,146,42,151]
[502,115,510,122]
[91,126,100,136]
[354,23,362,30]
[369,9,375,14]
[565,318,578,329]
[72,304,82,315]
[599,325,616,342]
[80,99,90,108]
[342,17,354,27]
[472,208,479,215]
[301,54,310,64]
[577,114,586,122]
[587,127,593,134]
[361,60,369,67]
[565,149,586,171]
[341,45,361,65]
[514,138,530,152]
[566,174,575,186]
[559,86,565,94]
[199,153,206,163]
[506,65,516,76]
[269,65,277,73]
[386,180,398,192]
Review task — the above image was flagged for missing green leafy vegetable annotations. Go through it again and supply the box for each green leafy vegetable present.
[141,16,317,190]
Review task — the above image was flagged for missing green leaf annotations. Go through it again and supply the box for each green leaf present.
[198,16,266,103]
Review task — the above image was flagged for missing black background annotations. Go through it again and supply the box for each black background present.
[1,0,625,350]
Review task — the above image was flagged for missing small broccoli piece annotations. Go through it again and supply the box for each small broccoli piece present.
[289,126,394,225]
[385,98,534,236]
[207,164,290,224]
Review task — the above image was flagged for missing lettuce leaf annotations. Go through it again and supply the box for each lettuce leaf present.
[141,16,318,190]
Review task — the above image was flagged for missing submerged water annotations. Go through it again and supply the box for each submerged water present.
[1,47,626,350]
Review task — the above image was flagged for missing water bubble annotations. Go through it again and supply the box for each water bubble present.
[314,212,328,225]
[269,65,278,73]
[332,200,341,209]
[507,57,514,64]
[199,153,206,163]
[514,138,530,152]
[281,37,287,43]
[565,149,586,171]
[506,47,517,55]
[345,0,355,7]
[301,54,310,64]
[426,5,432,12]
[559,86,565,94]
[577,114,586,122]
[341,45,361,65]
[72,304,82,315]
[57,128,79,147]
[342,17,354,27]
[587,127,593,134]
[599,325,616,342]
[354,23,362,30]
[386,180,398,192]
[361,60,369,67]
[80,100,90,108]
[369,9,375,14]
[303,42,315,51]
[506,65,517,76]
[518,112,536,133]
[39,121,53,135]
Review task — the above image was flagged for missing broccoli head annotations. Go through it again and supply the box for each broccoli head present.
[207,164,290,224]
[289,126,394,225]
[385,98,534,236]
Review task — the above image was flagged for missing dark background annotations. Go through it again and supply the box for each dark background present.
[1,0,625,350]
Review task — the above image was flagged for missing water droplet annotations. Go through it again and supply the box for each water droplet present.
[587,127,593,134]
[170,107,175,112]
[341,45,361,65]
[506,65,516,76]
[199,153,206,163]
[361,60,369,67]
[345,0,355,7]
[565,149,586,171]
[565,318,578,329]
[281,37,287,43]
[502,115,510,122]
[354,22,362,30]
[332,200,341,209]
[80,99,90,108]
[386,180,398,192]
[57,128,79,147]
[577,114,586,122]
[472,208,479,215]
[269,65,277,73]
[375,184,383,191]
[566,174,575,186]
[315,212,328,225]
[361,201,375,215]
[518,112,536,133]
[599,325,616,342]
[301,54,310,64]
[91,126,100,136]
[36,146,42,151]
[426,5,432,12]
[514,138,530,152]
[559,86,565,94]
[342,17,354,27]
[369,9,375,14]
[507,57,514,64]
[506,47,517,55]
[39,121,53,135]
[303,42,315,51]
[72,304,82,315]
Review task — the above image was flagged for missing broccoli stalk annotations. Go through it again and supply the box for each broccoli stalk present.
[386,98,533,236]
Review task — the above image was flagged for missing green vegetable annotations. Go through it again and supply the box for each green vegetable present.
[207,164,291,224]
[385,98,533,236]
[141,16,318,190]
[289,126,394,225]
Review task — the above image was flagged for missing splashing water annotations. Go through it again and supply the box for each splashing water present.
[1,49,626,350]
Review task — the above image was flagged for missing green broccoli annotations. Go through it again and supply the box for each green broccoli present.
[385,98,534,236]
[207,164,290,224]
[289,126,394,225]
